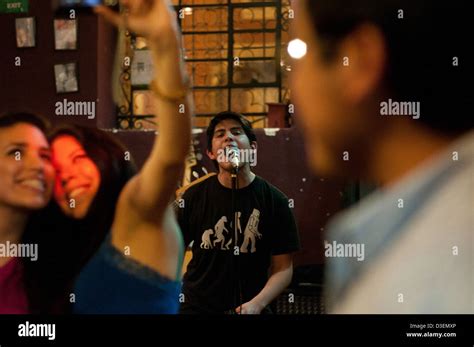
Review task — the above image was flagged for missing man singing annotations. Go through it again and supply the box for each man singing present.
[177,112,300,314]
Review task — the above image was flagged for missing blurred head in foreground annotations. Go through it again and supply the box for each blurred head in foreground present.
[290,0,473,314]
[290,0,472,184]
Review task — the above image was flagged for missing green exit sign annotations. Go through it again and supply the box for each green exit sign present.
[0,0,29,13]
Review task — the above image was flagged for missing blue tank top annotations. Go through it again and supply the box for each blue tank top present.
[73,234,181,314]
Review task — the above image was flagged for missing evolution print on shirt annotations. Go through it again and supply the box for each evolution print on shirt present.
[200,209,262,253]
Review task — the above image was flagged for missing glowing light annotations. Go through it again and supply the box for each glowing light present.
[287,39,307,59]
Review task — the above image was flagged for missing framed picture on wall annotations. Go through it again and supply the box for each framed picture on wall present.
[15,17,36,48]
[131,50,154,86]
[54,19,78,50]
[54,62,79,93]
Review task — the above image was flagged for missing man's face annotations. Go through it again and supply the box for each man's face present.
[207,119,256,172]
[290,1,378,178]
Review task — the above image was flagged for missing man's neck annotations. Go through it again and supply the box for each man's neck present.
[0,205,28,267]
[217,165,256,189]
[369,123,456,187]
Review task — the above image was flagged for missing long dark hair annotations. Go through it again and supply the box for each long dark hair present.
[0,111,50,131]
[0,112,54,313]
[23,125,137,313]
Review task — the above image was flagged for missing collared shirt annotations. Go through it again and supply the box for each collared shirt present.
[325,131,473,313]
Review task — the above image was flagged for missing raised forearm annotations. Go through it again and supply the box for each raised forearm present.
[102,1,193,219]
[148,40,192,167]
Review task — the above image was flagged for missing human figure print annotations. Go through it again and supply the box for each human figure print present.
[240,209,262,253]
[200,229,214,249]
[213,216,231,250]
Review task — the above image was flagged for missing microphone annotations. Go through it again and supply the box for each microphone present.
[227,147,240,170]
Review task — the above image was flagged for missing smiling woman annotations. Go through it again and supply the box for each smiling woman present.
[51,133,101,219]
[19,124,137,313]
[48,124,135,221]
[8,0,192,315]
[0,116,53,211]
[0,112,54,313]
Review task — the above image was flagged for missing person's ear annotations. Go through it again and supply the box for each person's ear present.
[336,23,387,104]
[206,149,216,160]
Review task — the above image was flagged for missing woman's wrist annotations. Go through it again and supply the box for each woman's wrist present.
[150,76,190,104]
[150,44,189,92]
[148,31,181,58]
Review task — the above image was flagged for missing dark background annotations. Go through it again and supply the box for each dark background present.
[0,0,116,128]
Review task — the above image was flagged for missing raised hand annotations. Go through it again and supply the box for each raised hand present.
[94,0,180,53]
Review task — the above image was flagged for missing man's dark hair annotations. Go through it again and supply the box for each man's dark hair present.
[206,111,257,152]
[304,0,472,134]
[0,111,50,132]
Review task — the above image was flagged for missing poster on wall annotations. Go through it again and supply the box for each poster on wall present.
[54,19,78,50]
[54,62,79,93]
[131,50,154,86]
[15,17,35,48]
[0,0,29,13]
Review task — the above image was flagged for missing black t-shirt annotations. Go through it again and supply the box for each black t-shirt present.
[177,175,300,313]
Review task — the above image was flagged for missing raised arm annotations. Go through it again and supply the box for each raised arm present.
[95,1,192,280]
[96,0,192,222]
